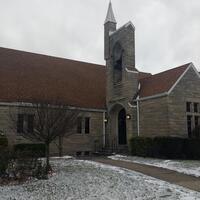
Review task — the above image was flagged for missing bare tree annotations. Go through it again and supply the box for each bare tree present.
[10,101,79,173]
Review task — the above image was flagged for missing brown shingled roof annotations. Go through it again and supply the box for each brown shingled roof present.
[0,47,106,109]
[139,63,190,98]
[0,47,191,108]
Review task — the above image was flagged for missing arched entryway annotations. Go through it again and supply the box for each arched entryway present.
[108,104,127,147]
[118,108,127,145]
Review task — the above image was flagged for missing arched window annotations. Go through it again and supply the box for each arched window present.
[112,42,123,83]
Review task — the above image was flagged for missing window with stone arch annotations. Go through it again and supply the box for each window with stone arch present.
[112,42,123,83]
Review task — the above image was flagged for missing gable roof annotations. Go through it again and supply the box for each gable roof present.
[0,47,106,109]
[139,63,191,98]
[0,47,196,108]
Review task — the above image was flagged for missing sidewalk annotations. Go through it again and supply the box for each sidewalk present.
[90,157,200,192]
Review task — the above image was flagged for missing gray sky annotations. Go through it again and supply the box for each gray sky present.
[0,0,200,74]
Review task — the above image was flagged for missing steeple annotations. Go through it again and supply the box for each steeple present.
[104,1,116,24]
[104,1,117,60]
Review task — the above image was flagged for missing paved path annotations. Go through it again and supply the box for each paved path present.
[90,157,200,192]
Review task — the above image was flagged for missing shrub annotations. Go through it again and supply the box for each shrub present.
[0,137,8,147]
[130,137,153,157]
[192,125,200,139]
[14,143,45,158]
[130,136,200,160]
[183,139,200,159]
[0,149,10,177]
[0,143,46,181]
[0,137,9,176]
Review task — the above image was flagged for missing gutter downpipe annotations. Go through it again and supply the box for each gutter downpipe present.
[136,98,140,137]
[128,98,140,137]
[103,112,106,148]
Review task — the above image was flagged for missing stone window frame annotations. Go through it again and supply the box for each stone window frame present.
[84,117,90,134]
[77,117,82,134]
[17,113,34,135]
[187,115,192,138]
[112,42,124,84]
[195,116,199,129]
[186,101,200,137]
[76,117,91,135]
[194,102,199,113]
[186,102,192,112]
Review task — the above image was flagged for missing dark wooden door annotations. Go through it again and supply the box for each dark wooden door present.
[118,108,127,145]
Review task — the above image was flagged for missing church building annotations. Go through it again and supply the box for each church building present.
[0,2,200,155]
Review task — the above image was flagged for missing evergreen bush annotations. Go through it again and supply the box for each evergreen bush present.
[130,136,200,159]
[14,143,45,158]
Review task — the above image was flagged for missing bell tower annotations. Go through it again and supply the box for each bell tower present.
[104,2,138,150]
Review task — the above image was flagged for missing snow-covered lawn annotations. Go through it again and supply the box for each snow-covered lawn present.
[0,157,200,200]
[109,154,200,177]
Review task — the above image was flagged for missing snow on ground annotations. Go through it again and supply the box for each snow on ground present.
[0,157,200,200]
[50,155,73,160]
[109,154,200,177]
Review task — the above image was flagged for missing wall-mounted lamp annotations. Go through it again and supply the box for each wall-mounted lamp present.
[0,130,4,136]
[126,114,131,120]
[104,118,108,123]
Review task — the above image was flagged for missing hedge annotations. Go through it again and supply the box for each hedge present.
[0,138,9,175]
[0,137,8,147]
[14,143,45,158]
[130,137,200,159]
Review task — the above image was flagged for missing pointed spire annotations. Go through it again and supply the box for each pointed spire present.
[104,1,117,24]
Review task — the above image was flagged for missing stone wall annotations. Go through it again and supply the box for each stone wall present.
[50,110,104,156]
[139,96,169,137]
[139,66,200,138]
[168,67,200,137]
[0,104,104,156]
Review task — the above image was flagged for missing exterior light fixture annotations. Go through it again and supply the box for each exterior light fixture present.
[104,118,108,123]
[0,130,4,136]
[126,114,131,120]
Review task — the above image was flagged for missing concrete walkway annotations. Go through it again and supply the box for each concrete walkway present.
[90,157,200,192]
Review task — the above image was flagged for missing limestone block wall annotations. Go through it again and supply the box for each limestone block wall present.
[139,96,169,137]
[168,67,200,137]
[50,110,104,156]
[105,24,138,149]
[106,25,137,105]
[139,66,200,138]
[0,104,105,156]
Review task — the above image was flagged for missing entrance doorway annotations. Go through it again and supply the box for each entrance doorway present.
[118,108,127,145]
[108,104,127,148]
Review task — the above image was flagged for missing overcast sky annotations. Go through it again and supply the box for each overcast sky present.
[0,0,199,74]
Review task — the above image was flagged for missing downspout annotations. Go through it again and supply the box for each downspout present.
[128,99,140,137]
[137,98,140,137]
[103,112,106,148]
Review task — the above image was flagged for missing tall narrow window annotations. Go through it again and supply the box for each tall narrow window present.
[187,115,192,138]
[194,103,199,113]
[27,115,34,133]
[85,117,90,134]
[186,102,191,112]
[113,42,123,83]
[77,117,82,134]
[17,114,24,134]
[195,116,199,129]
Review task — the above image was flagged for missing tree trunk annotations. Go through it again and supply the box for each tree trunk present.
[45,142,51,175]
[59,136,63,157]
